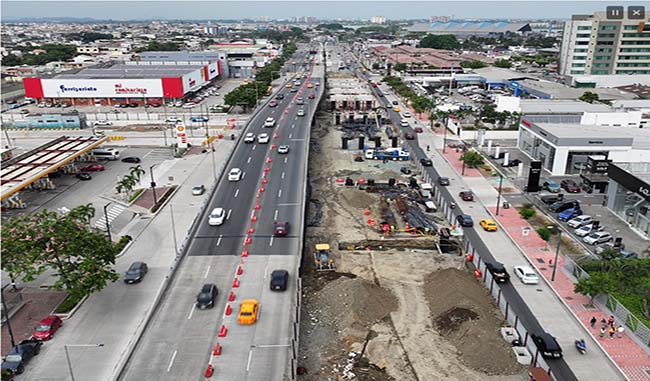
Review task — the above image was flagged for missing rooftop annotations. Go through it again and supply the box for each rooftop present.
[518,79,638,101]
[407,21,531,35]
[472,67,535,83]
[54,63,202,79]
[520,99,612,114]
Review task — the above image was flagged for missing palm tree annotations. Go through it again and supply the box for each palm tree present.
[68,203,95,224]
[129,165,145,182]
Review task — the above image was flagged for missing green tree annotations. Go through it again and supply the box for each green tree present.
[1,205,119,299]
[493,59,512,68]
[460,60,487,69]
[224,84,258,111]
[575,272,614,306]
[137,41,181,52]
[459,151,484,168]
[411,96,433,114]
[419,34,460,50]
[393,62,407,72]
[1,54,22,66]
[579,91,600,104]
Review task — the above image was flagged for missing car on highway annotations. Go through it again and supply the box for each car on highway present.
[392,100,399,105]
[479,219,498,231]
[94,120,112,126]
[531,333,563,358]
[308,93,315,99]
[244,133,256,143]
[1,339,42,375]
[583,231,612,245]
[270,270,289,291]
[75,172,92,181]
[400,120,409,128]
[237,299,259,325]
[542,180,561,193]
[414,127,423,133]
[196,284,218,309]
[285,83,293,89]
[567,215,592,228]
[420,158,432,167]
[403,112,411,118]
[560,179,580,193]
[315,82,320,87]
[291,88,298,92]
[513,266,539,285]
[393,106,400,112]
[257,133,270,144]
[404,133,415,140]
[32,315,62,341]
[81,164,105,172]
[459,191,474,201]
[208,208,226,226]
[192,185,205,195]
[296,98,305,105]
[278,145,290,154]
[275,94,285,100]
[228,168,242,181]
[307,83,313,88]
[438,177,450,186]
[297,109,306,117]
[456,214,473,227]
[264,117,276,128]
[574,224,605,237]
[502,159,522,167]
[268,100,278,108]
[121,157,141,163]
[485,262,510,283]
[274,221,290,236]
[124,261,148,284]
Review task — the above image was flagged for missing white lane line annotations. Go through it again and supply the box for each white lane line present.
[264,264,269,279]
[254,344,292,348]
[204,265,211,279]
[242,172,246,180]
[289,133,293,139]
[167,350,178,372]
[278,203,299,206]
[269,236,274,246]
[281,172,285,179]
[247,156,252,164]
[278,189,282,198]
[234,189,240,198]
[187,304,196,320]
[246,349,253,372]
[284,157,288,164]
[252,145,256,151]
[227,209,232,220]
[295,116,298,120]
[291,124,295,129]
[274,209,278,220]
[290,138,305,141]
[142,149,155,159]
[216,235,223,246]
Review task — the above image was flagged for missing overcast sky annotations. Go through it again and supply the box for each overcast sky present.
[1,1,639,21]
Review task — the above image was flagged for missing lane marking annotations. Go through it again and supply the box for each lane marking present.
[167,350,178,372]
[247,156,252,164]
[204,265,211,278]
[253,344,292,348]
[216,235,223,246]
[284,157,288,163]
[142,149,155,159]
[278,203,299,206]
[264,264,269,279]
[278,189,282,198]
[274,209,278,220]
[290,138,305,141]
[187,304,196,320]
[291,124,295,129]
[289,133,293,139]
[281,172,285,179]
[246,349,253,372]
[227,209,232,220]
[242,172,246,180]
[252,145,256,151]
[295,116,298,120]
[269,236,274,246]
[234,189,240,198]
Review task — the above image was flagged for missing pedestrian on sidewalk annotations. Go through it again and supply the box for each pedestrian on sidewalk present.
[426,145,430,152]
[590,316,597,328]
[600,318,607,330]
[617,325,625,338]
[609,326,616,339]
[608,315,615,328]
[599,327,606,339]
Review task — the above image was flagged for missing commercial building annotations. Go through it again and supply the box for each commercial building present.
[606,162,650,238]
[407,21,531,36]
[559,11,650,77]
[22,62,220,105]
[138,50,228,77]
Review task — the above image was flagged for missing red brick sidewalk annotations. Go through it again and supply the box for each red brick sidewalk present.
[490,206,650,380]
[437,148,481,177]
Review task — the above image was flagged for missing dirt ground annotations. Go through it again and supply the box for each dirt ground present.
[299,110,527,380]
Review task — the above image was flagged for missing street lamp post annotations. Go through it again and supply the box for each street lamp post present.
[149,165,158,205]
[495,175,504,216]
[442,115,448,153]
[64,343,104,381]
[548,225,562,282]
[103,202,112,243]
[1,287,16,348]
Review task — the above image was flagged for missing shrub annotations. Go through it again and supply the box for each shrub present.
[114,235,133,253]
[536,227,551,241]
[128,188,144,203]
[434,122,441,127]
[54,293,85,314]
[519,207,536,220]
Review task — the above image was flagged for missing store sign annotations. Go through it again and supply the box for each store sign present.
[114,83,148,95]
[609,163,650,203]
[175,124,188,149]
[42,79,163,98]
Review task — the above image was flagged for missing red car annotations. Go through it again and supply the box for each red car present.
[414,127,423,133]
[81,164,105,172]
[274,221,290,236]
[560,179,580,193]
[404,133,415,140]
[32,315,62,340]
[268,101,278,108]
[308,93,315,99]
[459,191,474,201]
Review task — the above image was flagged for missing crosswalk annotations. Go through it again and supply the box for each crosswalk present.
[94,203,127,231]
[143,148,173,160]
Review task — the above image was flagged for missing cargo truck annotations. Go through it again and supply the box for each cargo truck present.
[364,148,410,161]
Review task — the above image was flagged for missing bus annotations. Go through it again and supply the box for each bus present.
[92,147,120,160]
[265,86,272,96]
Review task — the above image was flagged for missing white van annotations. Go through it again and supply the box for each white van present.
[420,183,433,198]
[92,147,120,160]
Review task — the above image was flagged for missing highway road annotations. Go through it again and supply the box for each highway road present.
[120,46,323,380]
[368,79,625,380]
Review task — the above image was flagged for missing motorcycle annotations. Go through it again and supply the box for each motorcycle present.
[574,339,586,355]
[450,202,457,209]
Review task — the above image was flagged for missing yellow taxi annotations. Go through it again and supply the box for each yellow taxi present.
[307,83,313,89]
[393,106,400,112]
[286,83,293,89]
[237,299,259,325]
[479,219,498,232]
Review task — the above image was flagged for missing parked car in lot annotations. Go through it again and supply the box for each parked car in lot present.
[81,164,105,172]
[190,116,209,123]
[549,199,579,213]
[166,117,182,123]
[32,315,63,341]
[543,180,561,193]
[270,270,289,291]
[532,333,563,358]
[459,191,474,201]
[208,207,226,226]
[486,262,510,283]
[560,179,580,193]
[567,215,592,228]
[1,339,42,375]
[192,185,205,195]
[513,266,539,285]
[196,283,218,309]
[278,145,290,154]
[540,194,562,205]
[182,102,196,109]
[94,120,112,126]
[558,207,582,221]
[575,224,605,237]
[456,214,473,227]
[124,261,148,284]
[583,231,613,245]
[502,159,522,167]
[121,157,141,163]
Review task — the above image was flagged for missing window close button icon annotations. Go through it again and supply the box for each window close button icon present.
[606,6,624,19]
[628,6,645,20]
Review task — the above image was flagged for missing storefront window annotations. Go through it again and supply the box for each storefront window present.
[610,180,650,238]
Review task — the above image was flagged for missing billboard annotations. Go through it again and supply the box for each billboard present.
[182,68,208,93]
[175,124,188,149]
[207,62,219,80]
[41,79,164,98]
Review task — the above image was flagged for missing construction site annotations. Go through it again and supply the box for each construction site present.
[298,73,528,380]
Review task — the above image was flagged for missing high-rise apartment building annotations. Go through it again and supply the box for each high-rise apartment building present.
[371,16,386,24]
[559,11,650,76]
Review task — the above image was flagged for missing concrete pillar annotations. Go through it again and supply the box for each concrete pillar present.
[517,162,524,177]
[358,136,365,150]
[503,152,510,166]
[342,137,348,149]
[494,146,501,159]
[487,140,493,154]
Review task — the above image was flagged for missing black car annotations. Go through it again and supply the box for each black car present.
[531,332,563,358]
[501,159,522,167]
[539,194,562,205]
[420,158,433,167]
[76,172,92,181]
[121,157,141,163]
[270,269,289,291]
[392,100,399,105]
[196,283,218,309]
[124,261,148,284]
[400,166,412,175]
[485,262,510,283]
[438,177,450,186]
[275,94,285,100]
[456,214,473,227]
[1,339,42,375]
[549,199,579,213]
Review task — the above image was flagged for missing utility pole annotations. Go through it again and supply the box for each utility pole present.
[1,287,16,348]
[149,164,158,205]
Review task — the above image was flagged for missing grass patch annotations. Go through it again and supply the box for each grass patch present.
[54,293,85,314]
[128,188,144,203]
[114,235,132,253]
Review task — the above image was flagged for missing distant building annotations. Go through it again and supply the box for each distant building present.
[559,11,650,77]
[371,16,386,25]
[430,16,451,23]
[77,46,99,55]
[407,21,532,36]
[203,22,228,35]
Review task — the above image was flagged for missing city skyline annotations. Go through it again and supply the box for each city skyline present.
[1,1,639,21]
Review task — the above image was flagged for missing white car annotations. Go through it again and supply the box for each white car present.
[94,120,112,126]
[173,101,184,107]
[264,117,276,128]
[567,215,592,229]
[297,109,305,117]
[166,117,182,124]
[583,231,613,245]
[228,168,242,181]
[575,224,605,237]
[513,265,539,285]
[257,133,270,144]
[278,145,290,154]
[192,185,205,195]
[244,133,256,143]
[400,120,409,128]
[208,207,225,226]
[403,112,411,118]
[182,102,196,109]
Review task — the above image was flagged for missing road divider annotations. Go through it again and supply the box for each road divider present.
[218,324,228,337]
[212,343,222,356]
[204,364,214,378]
[225,304,232,316]
[228,291,235,302]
